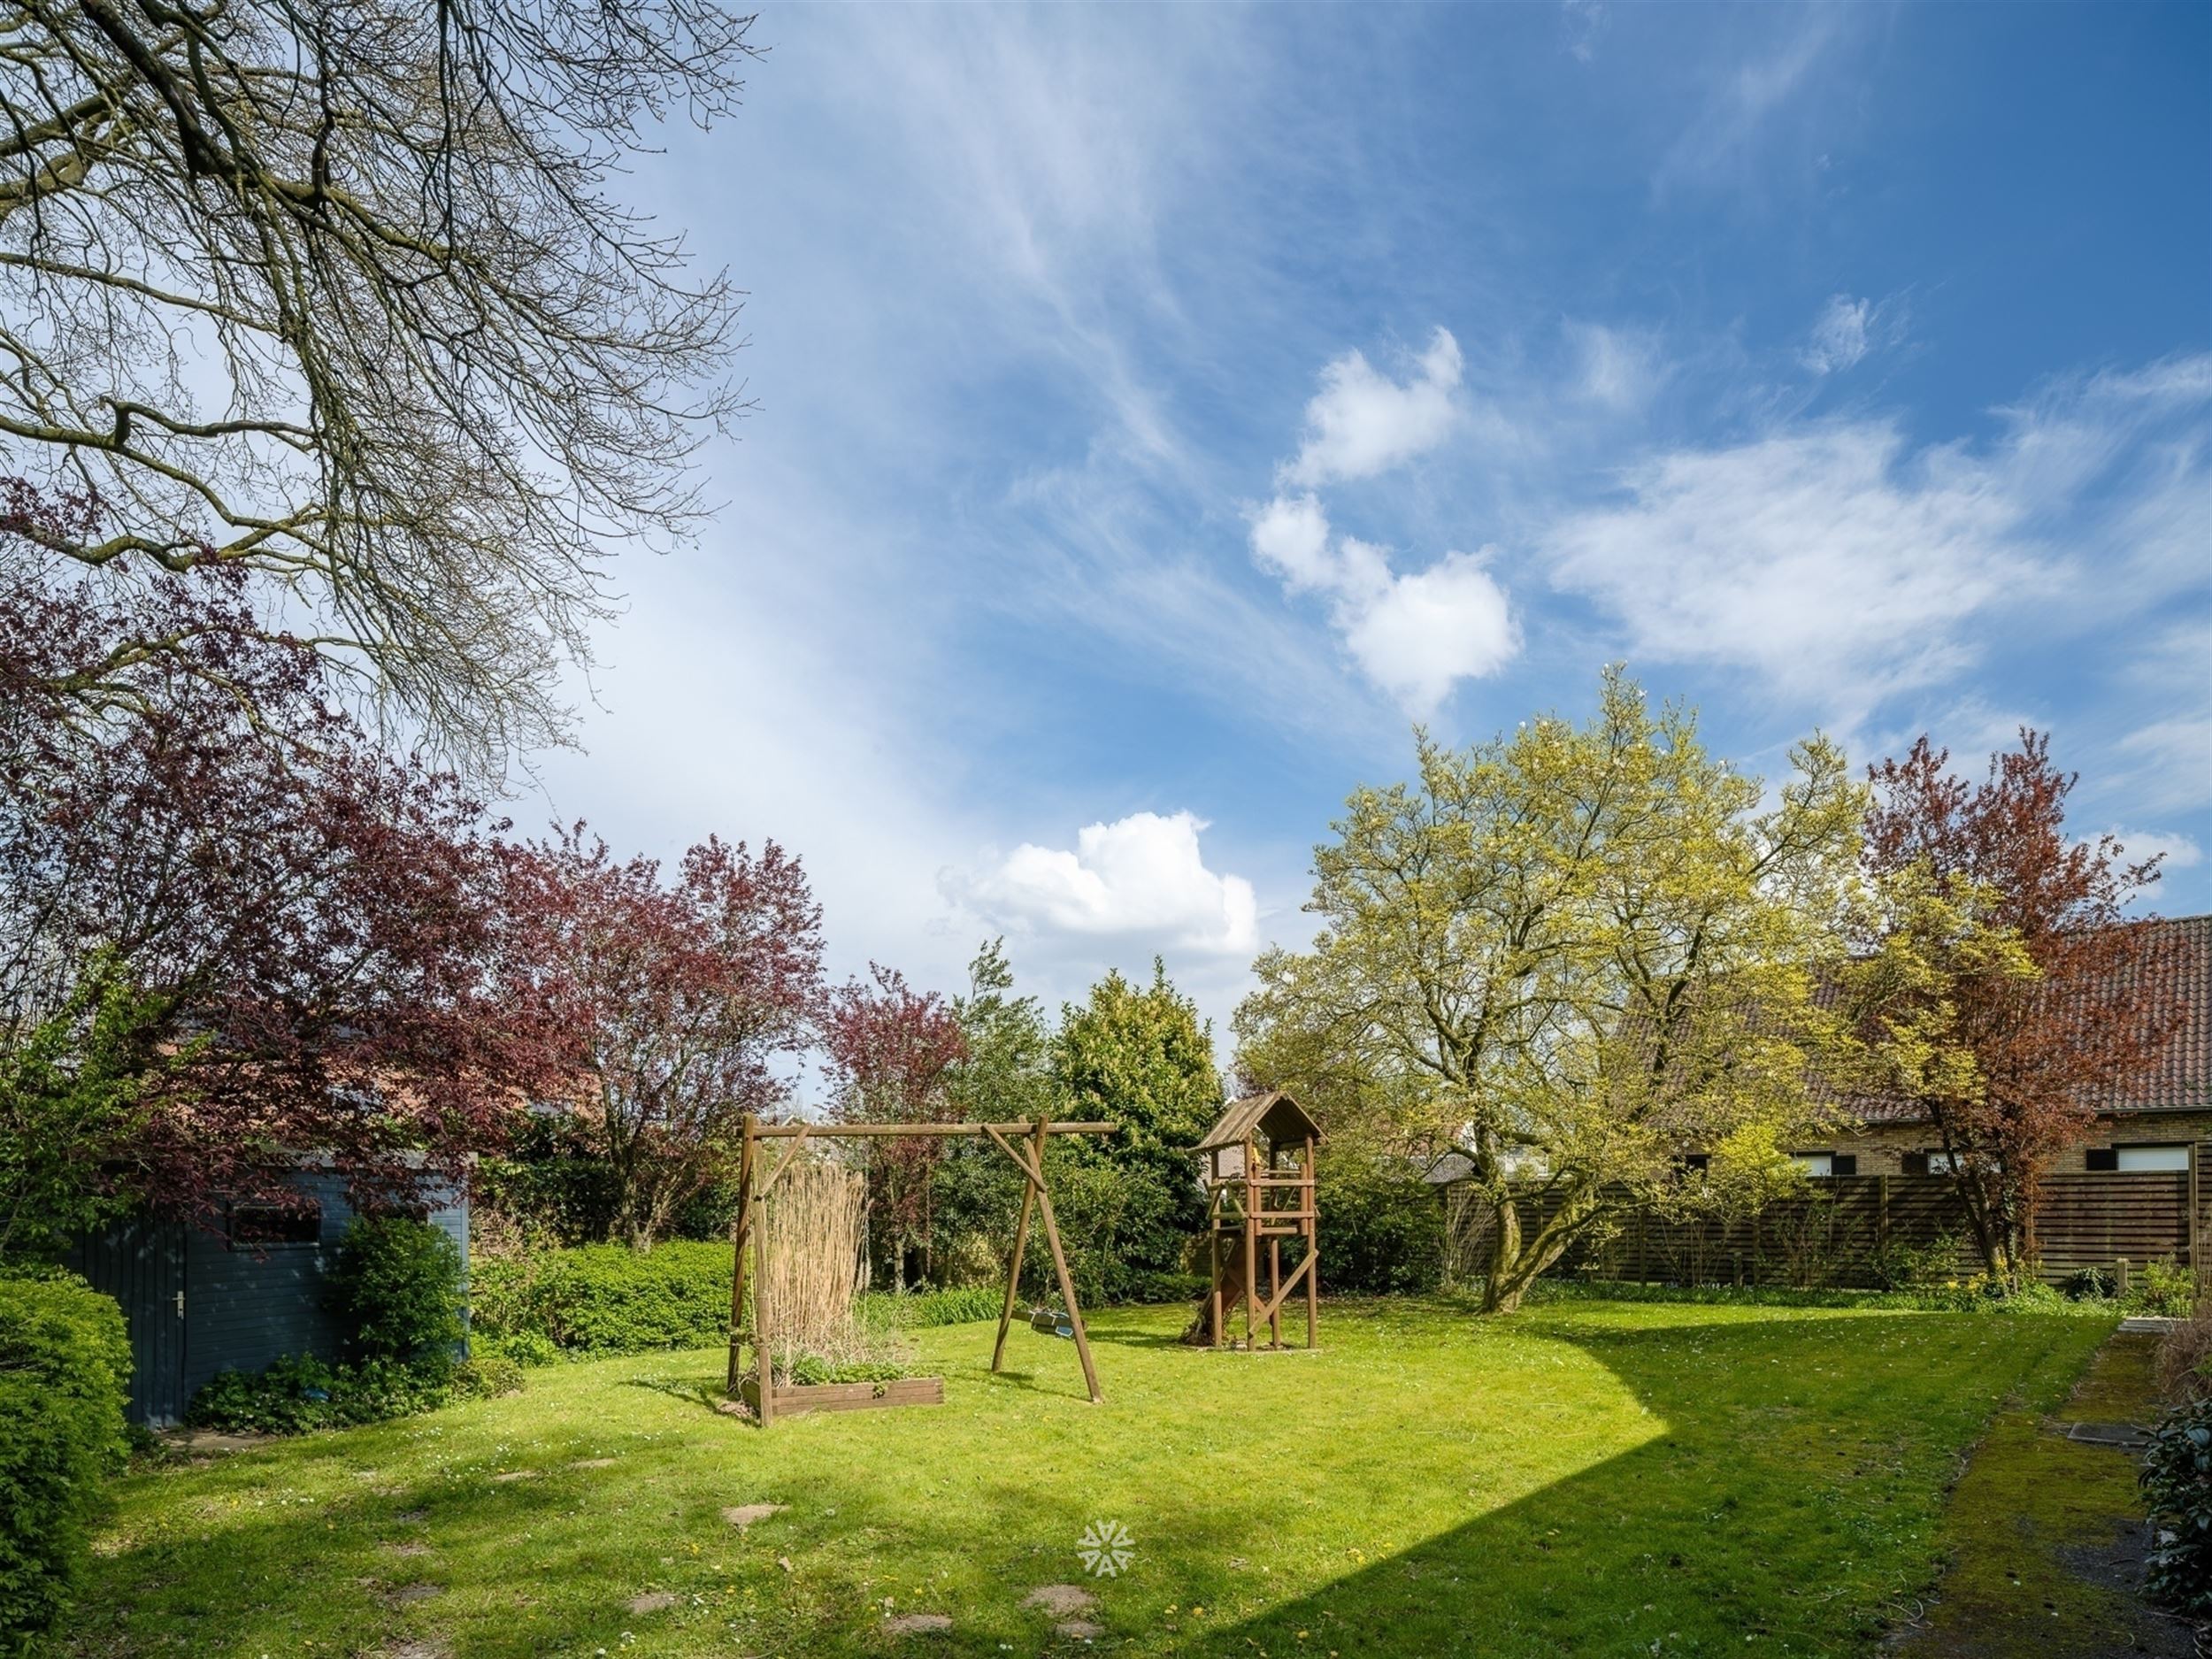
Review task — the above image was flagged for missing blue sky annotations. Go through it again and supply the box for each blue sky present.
[534,3,2212,1041]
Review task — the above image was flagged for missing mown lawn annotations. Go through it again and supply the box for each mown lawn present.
[58,1296,2110,1659]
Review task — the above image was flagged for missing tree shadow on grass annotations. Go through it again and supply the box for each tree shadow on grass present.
[1168,1308,2112,1658]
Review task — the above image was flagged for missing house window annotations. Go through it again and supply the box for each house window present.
[2114,1144,2191,1173]
[1926,1150,1962,1175]
[1675,1153,1711,1175]
[227,1200,321,1246]
[1791,1152,1855,1178]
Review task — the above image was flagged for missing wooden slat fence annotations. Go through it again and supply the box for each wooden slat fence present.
[1443,1162,2206,1290]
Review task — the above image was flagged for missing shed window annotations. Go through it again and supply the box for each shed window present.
[2114,1144,2191,1173]
[227,1201,321,1246]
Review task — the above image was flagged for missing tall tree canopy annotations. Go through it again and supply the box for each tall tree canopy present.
[517,827,821,1249]
[821,964,967,1290]
[0,548,553,1256]
[0,1,758,767]
[1862,731,2176,1285]
[1236,670,1863,1313]
[1055,959,1220,1293]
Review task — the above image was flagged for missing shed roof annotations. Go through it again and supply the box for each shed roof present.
[1194,1091,1322,1153]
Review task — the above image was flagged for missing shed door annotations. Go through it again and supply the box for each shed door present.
[72,1220,188,1426]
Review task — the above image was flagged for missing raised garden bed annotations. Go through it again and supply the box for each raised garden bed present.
[740,1374,945,1417]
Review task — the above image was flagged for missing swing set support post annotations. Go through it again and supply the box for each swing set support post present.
[990,1117,1048,1374]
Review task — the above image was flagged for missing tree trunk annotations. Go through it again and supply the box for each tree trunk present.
[1479,1193,1524,1312]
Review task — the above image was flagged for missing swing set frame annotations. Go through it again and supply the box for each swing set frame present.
[726,1112,1118,1425]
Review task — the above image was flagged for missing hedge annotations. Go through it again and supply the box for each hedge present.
[0,1272,131,1644]
[470,1246,1109,1359]
[469,1240,735,1356]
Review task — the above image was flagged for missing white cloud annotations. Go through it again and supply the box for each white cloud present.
[1544,354,2212,717]
[1337,549,1519,711]
[949,810,1258,955]
[1282,327,1465,488]
[2107,827,2205,872]
[1801,295,1872,374]
[1247,497,1518,713]
[1247,492,1338,593]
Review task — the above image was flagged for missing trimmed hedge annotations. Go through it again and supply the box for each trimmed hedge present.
[0,1272,131,1644]
[469,1240,734,1356]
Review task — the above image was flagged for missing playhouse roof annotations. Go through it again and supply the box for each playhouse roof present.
[1194,1091,1322,1153]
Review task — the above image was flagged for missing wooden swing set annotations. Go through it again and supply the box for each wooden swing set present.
[725,1112,1117,1425]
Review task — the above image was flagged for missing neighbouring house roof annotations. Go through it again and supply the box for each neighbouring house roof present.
[1194,1091,1323,1154]
[1847,912,2210,1126]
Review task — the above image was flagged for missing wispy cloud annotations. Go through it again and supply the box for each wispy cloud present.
[1801,295,1874,374]
[1543,353,2212,720]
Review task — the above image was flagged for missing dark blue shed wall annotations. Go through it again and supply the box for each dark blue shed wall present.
[70,1170,467,1425]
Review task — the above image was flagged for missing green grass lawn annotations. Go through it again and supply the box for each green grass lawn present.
[58,1296,2111,1659]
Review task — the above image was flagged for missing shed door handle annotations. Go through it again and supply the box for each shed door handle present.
[174,1291,185,1317]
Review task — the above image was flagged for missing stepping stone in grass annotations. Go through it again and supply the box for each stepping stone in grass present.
[1023,1586,1097,1617]
[388,1642,449,1659]
[383,1583,443,1606]
[626,1592,678,1615]
[721,1503,784,1530]
[383,1540,432,1558]
[489,1470,539,1483]
[572,1457,618,1469]
[1056,1620,1104,1640]
[882,1613,952,1635]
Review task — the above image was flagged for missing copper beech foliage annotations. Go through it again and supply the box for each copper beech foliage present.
[513,827,826,1250]
[819,965,968,1286]
[0,503,563,1240]
[1864,731,2179,1282]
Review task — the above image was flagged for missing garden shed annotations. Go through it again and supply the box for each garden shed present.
[65,1168,468,1425]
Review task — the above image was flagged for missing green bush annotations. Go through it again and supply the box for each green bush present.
[2140,1394,2212,1617]
[783,1356,912,1386]
[857,1285,1005,1330]
[324,1216,465,1368]
[449,1353,525,1401]
[185,1354,450,1435]
[479,1327,558,1368]
[469,1240,732,1356]
[1867,1231,1966,1293]
[2062,1265,2116,1302]
[0,1272,131,1644]
[2128,1258,2200,1318]
[1313,1155,1445,1294]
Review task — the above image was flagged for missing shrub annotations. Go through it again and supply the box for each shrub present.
[2140,1394,2212,1618]
[324,1216,465,1368]
[1313,1155,1445,1294]
[2156,1295,2212,1405]
[480,1328,558,1369]
[469,1240,732,1356]
[857,1285,1005,1330]
[449,1353,525,1400]
[0,1272,131,1644]
[185,1354,450,1435]
[2062,1265,2116,1302]
[2127,1257,2200,1319]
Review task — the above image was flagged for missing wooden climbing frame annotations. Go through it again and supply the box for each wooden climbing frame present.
[1192,1092,1322,1352]
[726,1114,1118,1425]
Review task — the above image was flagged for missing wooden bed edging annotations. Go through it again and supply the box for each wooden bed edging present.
[740,1375,945,1417]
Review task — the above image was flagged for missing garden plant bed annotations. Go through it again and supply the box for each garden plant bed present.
[739,1373,945,1417]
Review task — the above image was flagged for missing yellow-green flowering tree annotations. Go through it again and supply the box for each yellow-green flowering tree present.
[1236,669,1863,1313]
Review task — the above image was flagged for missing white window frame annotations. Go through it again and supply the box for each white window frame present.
[1926,1150,1962,1175]
[1791,1152,1834,1178]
